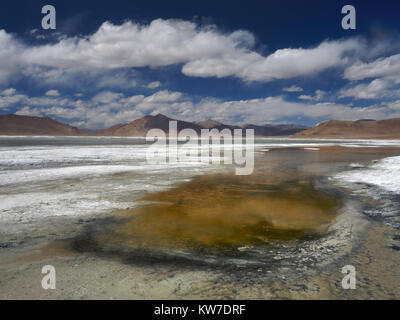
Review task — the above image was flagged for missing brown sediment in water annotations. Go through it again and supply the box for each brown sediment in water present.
[103,174,342,249]
[80,147,400,253]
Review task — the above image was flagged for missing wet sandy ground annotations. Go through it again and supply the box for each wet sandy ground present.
[1,219,399,299]
[1,146,400,299]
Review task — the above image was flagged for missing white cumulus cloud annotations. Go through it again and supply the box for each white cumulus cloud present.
[146,81,161,89]
[45,89,60,96]
[298,90,325,101]
[339,79,394,99]
[344,53,400,81]
[0,19,371,85]
[282,85,303,92]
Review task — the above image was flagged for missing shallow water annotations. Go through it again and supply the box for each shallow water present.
[67,144,400,271]
[2,137,400,299]
[107,177,340,249]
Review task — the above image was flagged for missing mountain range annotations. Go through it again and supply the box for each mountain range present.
[0,113,307,137]
[2,114,400,139]
[292,118,400,139]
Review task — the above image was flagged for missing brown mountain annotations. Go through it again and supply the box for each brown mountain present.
[242,123,307,137]
[97,123,128,136]
[196,119,225,129]
[195,119,306,136]
[102,113,203,136]
[291,119,400,139]
[0,114,83,136]
[243,124,305,137]
[196,119,240,131]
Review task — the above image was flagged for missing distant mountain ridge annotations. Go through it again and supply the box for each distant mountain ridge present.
[0,113,307,137]
[0,114,84,136]
[2,114,400,139]
[241,123,308,137]
[291,119,400,139]
[100,113,203,136]
[97,114,307,137]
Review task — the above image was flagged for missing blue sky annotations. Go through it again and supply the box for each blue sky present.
[0,0,400,128]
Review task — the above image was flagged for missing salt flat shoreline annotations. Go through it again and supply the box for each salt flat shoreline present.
[1,195,399,300]
[2,225,399,300]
